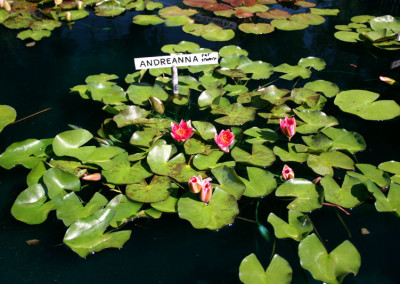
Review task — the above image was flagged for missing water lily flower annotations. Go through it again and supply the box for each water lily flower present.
[280,117,296,140]
[171,120,194,142]
[82,173,102,181]
[188,175,203,194]
[200,179,213,203]
[1,0,11,11]
[215,129,235,152]
[282,165,295,180]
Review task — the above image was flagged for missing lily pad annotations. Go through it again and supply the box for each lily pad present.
[231,144,275,167]
[151,187,179,213]
[334,90,400,120]
[355,163,391,188]
[0,105,16,133]
[201,23,235,41]
[298,57,326,71]
[273,143,309,163]
[363,180,400,216]
[294,110,338,134]
[267,211,312,241]
[310,8,340,16]
[334,31,360,42]
[291,13,325,25]
[307,152,355,176]
[17,29,51,41]
[133,15,165,25]
[211,103,256,125]
[159,6,197,17]
[60,10,89,21]
[95,2,126,17]
[257,9,291,19]
[240,167,277,197]
[239,23,274,34]
[53,129,96,161]
[351,15,375,23]
[30,20,62,31]
[219,45,249,57]
[271,19,309,31]
[193,151,235,170]
[273,64,312,80]
[211,165,246,200]
[299,234,361,284]
[106,194,143,227]
[127,83,168,106]
[126,175,172,203]
[239,254,292,284]
[113,105,150,127]
[43,167,81,199]
[304,80,340,98]
[192,121,217,140]
[276,179,323,212]
[102,160,152,184]
[321,128,366,154]
[237,61,274,79]
[63,209,131,258]
[11,184,55,225]
[177,187,239,230]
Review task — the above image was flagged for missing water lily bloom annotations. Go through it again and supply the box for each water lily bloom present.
[215,129,235,152]
[282,165,295,180]
[188,175,203,194]
[200,179,213,203]
[280,117,296,140]
[171,120,194,142]
[82,173,102,181]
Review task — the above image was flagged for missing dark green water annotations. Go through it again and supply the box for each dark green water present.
[1,0,400,283]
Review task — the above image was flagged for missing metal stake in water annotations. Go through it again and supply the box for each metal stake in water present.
[172,65,179,95]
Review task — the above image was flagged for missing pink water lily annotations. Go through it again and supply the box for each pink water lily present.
[282,165,295,180]
[188,176,213,203]
[188,175,203,194]
[200,179,213,203]
[280,117,296,140]
[171,120,194,142]
[215,129,235,152]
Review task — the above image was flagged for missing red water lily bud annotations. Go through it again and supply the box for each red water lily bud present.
[282,165,295,180]
[188,175,203,194]
[280,117,296,140]
[215,129,235,152]
[171,120,194,142]
[200,179,213,203]
[82,173,102,181]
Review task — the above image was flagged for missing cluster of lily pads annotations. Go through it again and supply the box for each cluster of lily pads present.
[334,14,400,50]
[0,0,164,42]
[133,1,340,40]
[2,42,400,283]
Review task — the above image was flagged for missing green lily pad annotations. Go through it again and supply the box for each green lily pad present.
[291,13,325,25]
[335,25,352,31]
[273,143,309,163]
[133,15,165,25]
[239,254,292,284]
[271,19,309,31]
[95,2,126,17]
[275,178,323,212]
[126,175,172,203]
[0,105,16,133]
[30,20,62,31]
[113,105,150,128]
[239,23,274,34]
[198,88,225,108]
[211,165,246,200]
[86,73,118,83]
[378,161,400,175]
[257,9,292,19]
[298,57,326,71]
[363,180,400,216]
[369,15,400,33]
[219,45,248,58]
[351,15,375,23]
[102,160,152,184]
[54,192,108,226]
[321,128,366,154]
[60,10,89,21]
[201,23,235,41]
[127,83,168,106]
[193,151,235,170]
[304,80,340,98]
[53,129,96,161]
[259,85,290,105]
[310,8,340,16]
[106,194,143,227]
[334,31,360,42]
[237,61,274,79]
[299,234,361,284]
[184,138,214,155]
[240,167,277,197]
[177,187,239,230]
[159,6,197,17]
[192,121,217,140]
[291,88,320,107]
[267,211,312,241]
[17,29,51,41]
[334,90,400,120]
[320,175,368,208]
[211,103,256,125]
[273,64,312,80]
[294,110,338,134]
[3,16,33,30]
[243,127,278,144]
[302,134,332,152]
[182,22,204,36]
[129,128,158,148]
[151,187,179,213]
[43,167,81,199]
[164,15,193,27]
[0,139,49,169]
[307,152,355,176]
[11,184,55,225]
[355,163,391,187]
[63,209,131,258]
[231,144,275,167]
[27,161,47,186]
[224,84,249,96]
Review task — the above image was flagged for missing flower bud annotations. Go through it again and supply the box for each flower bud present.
[200,180,213,203]
[282,165,295,180]
[379,76,396,85]
[65,11,72,21]
[77,0,84,9]
[280,117,296,140]
[82,173,102,181]
[188,175,203,194]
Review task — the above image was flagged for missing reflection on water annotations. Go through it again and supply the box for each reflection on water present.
[1,0,400,282]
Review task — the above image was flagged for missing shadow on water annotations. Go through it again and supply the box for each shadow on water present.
[1,0,400,282]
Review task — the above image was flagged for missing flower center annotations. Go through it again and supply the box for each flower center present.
[176,127,187,136]
[221,133,231,143]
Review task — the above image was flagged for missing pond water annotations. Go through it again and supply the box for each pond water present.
[1,0,400,283]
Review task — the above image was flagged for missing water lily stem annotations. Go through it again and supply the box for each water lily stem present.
[171,179,185,190]
[236,216,258,223]
[336,209,352,238]
[12,108,51,124]
[269,236,276,262]
[323,202,350,215]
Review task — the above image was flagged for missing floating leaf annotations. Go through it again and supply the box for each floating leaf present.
[237,61,274,79]
[291,13,325,25]
[355,163,391,188]
[351,15,375,23]
[64,209,131,258]
[294,110,338,134]
[126,175,172,203]
[257,9,291,19]
[43,167,81,199]
[193,151,235,170]
[307,152,355,176]
[231,144,275,167]
[239,254,292,284]
[211,165,246,200]
[299,234,361,284]
[60,10,89,21]
[113,105,150,127]
[192,121,217,140]
[0,105,16,133]
[177,187,239,230]
[273,64,312,80]
[133,15,165,25]
[17,29,51,42]
[273,143,309,163]
[298,57,326,71]
[310,8,340,16]
[184,138,214,155]
[363,180,400,216]
[240,167,277,197]
[0,139,49,169]
[201,23,235,41]
[320,175,368,208]
[334,90,400,120]
[211,103,256,125]
[11,184,54,225]
[334,31,360,42]
[95,2,125,17]
[159,6,197,17]
[219,45,248,57]
[151,187,179,213]
[271,19,309,31]
[321,128,366,154]
[275,179,323,212]
[243,127,278,144]
[53,129,96,161]
[267,211,312,241]
[106,194,143,227]
[102,160,152,184]
[304,80,340,98]
[239,23,274,34]
[127,83,167,106]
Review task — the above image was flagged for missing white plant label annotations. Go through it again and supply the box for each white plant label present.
[134,53,219,70]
